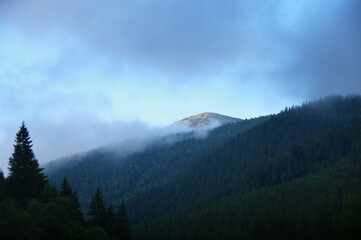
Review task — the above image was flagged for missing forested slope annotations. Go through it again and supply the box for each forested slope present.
[46,116,268,213]
[145,107,361,239]
[0,123,132,240]
[47,95,361,239]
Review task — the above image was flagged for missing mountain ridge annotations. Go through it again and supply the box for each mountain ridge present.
[45,95,361,239]
[175,112,241,129]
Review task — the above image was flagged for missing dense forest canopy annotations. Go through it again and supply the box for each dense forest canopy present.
[0,123,131,240]
[1,95,361,239]
[45,95,361,239]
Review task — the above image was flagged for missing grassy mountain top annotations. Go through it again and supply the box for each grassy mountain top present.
[175,112,241,128]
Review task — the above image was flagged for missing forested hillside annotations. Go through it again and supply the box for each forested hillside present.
[45,116,268,213]
[0,123,132,240]
[46,95,361,240]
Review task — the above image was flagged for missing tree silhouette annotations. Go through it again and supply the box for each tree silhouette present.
[59,177,73,197]
[58,177,83,222]
[6,122,46,206]
[117,200,132,240]
[105,203,116,237]
[0,168,4,201]
[88,187,107,228]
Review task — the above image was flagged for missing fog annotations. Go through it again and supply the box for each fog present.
[0,117,222,175]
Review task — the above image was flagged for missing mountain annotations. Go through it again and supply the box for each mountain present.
[175,112,241,128]
[45,115,267,211]
[45,95,361,240]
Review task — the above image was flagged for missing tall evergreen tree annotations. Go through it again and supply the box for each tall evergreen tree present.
[139,218,149,240]
[70,190,84,222]
[59,177,83,222]
[88,188,107,228]
[0,168,4,201]
[106,203,116,237]
[59,177,73,197]
[117,200,132,240]
[6,122,46,206]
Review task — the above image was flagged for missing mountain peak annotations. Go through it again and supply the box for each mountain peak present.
[175,112,241,129]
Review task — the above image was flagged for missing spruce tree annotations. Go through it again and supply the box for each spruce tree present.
[117,200,132,240]
[88,188,107,228]
[59,177,83,222]
[106,203,116,237]
[6,122,46,206]
[70,190,84,222]
[139,218,148,240]
[59,177,73,197]
[0,168,4,201]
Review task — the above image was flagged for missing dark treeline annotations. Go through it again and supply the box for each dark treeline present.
[145,100,361,239]
[47,95,361,240]
[0,122,131,240]
[45,116,268,215]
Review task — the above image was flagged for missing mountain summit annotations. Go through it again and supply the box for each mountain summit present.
[175,112,241,129]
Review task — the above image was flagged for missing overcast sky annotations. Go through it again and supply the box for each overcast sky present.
[0,0,360,172]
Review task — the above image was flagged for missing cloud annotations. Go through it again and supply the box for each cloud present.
[0,0,266,76]
[3,0,359,97]
[0,115,195,175]
[281,0,361,98]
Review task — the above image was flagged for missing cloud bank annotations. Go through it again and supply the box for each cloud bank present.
[2,0,359,96]
[0,117,195,175]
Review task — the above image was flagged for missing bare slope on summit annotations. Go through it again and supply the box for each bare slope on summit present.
[175,112,241,129]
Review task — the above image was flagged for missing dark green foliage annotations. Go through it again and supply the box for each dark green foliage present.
[39,184,58,203]
[3,96,361,239]
[117,201,132,240]
[105,204,116,237]
[6,122,47,206]
[87,189,132,239]
[0,123,126,239]
[59,177,84,223]
[0,199,39,239]
[46,116,268,217]
[47,95,361,239]
[84,226,109,240]
[88,188,107,228]
[341,194,361,240]
[60,177,73,197]
[137,218,149,240]
[68,192,83,223]
[0,170,4,201]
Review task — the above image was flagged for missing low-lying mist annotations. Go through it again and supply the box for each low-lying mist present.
[42,119,223,173]
[0,112,223,176]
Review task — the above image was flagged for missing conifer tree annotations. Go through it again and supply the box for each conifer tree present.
[0,168,4,201]
[6,122,46,205]
[139,218,149,240]
[106,203,116,237]
[60,177,73,197]
[70,190,84,222]
[59,177,83,222]
[88,188,107,228]
[117,200,132,240]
